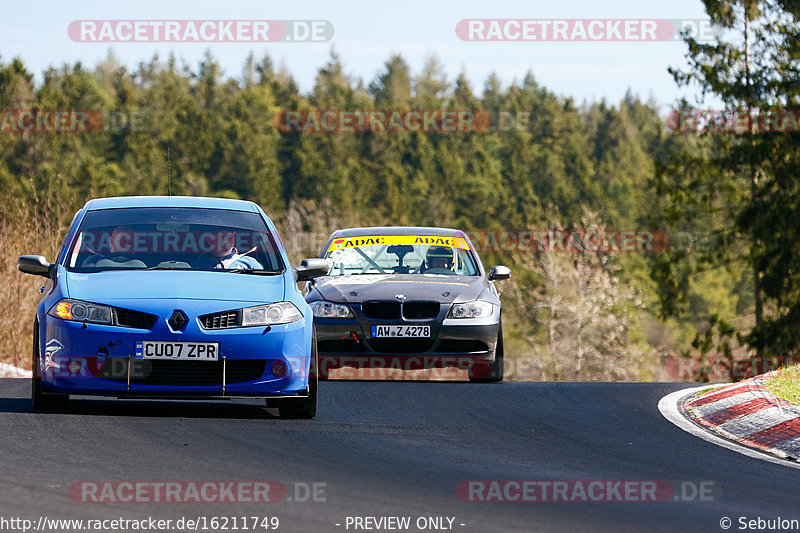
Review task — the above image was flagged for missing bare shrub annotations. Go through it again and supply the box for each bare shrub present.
[275,198,387,262]
[502,207,661,381]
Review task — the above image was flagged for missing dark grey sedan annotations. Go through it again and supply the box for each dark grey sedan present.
[303,227,511,382]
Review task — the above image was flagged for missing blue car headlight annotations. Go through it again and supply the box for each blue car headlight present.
[310,301,353,318]
[448,300,494,319]
[241,302,303,326]
[48,299,112,324]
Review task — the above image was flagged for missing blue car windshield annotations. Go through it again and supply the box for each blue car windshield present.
[64,207,285,273]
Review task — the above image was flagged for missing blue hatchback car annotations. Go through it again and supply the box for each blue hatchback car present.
[18,196,328,418]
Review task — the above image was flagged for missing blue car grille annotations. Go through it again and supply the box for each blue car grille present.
[113,308,158,329]
[199,310,241,329]
[102,359,266,386]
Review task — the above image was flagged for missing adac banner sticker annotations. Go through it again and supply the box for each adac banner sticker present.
[327,235,470,252]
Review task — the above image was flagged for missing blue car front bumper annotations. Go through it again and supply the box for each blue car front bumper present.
[39,307,312,398]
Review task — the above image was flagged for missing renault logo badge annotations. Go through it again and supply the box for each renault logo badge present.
[168,310,188,331]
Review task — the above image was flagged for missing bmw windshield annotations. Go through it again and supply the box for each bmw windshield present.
[324,234,478,276]
[65,207,285,273]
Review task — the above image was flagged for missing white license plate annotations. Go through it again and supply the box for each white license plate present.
[135,341,219,361]
[371,325,430,338]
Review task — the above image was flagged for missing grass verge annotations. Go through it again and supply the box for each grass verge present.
[766,365,800,406]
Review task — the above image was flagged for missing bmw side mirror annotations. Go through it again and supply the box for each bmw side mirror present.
[18,255,55,278]
[294,258,330,282]
[488,265,511,281]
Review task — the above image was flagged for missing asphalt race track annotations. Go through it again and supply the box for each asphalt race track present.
[1,379,799,532]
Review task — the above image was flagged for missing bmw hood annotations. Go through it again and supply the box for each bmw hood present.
[64,270,286,303]
[310,274,486,304]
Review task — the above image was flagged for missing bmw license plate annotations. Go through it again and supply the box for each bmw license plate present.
[136,341,219,361]
[371,325,430,338]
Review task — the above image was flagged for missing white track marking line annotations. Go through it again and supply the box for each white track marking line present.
[659,385,800,470]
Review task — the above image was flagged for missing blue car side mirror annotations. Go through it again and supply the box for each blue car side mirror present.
[18,255,54,279]
[294,258,329,282]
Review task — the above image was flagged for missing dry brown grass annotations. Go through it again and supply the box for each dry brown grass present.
[0,196,75,370]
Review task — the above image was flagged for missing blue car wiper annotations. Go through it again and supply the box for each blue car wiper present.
[144,262,191,270]
[223,268,282,275]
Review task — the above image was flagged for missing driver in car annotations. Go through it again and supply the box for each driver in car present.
[197,229,263,270]
[78,225,146,268]
[422,246,455,273]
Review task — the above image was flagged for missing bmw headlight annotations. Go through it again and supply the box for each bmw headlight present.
[49,299,112,324]
[242,302,303,326]
[448,300,494,319]
[310,301,354,318]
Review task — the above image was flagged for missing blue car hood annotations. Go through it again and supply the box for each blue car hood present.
[64,270,286,303]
